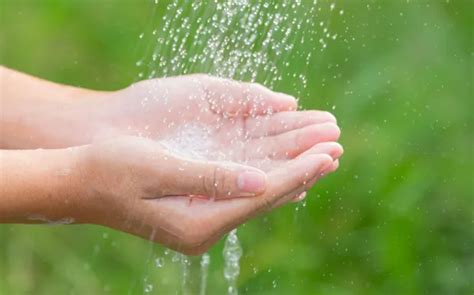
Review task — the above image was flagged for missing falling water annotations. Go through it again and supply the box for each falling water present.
[136,0,340,89]
[135,0,341,293]
[223,229,243,295]
[200,253,211,295]
[169,252,211,295]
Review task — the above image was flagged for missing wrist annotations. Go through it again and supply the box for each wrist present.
[0,147,85,224]
[0,67,113,148]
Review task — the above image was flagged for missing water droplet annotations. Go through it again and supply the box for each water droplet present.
[144,284,153,293]
[155,257,164,268]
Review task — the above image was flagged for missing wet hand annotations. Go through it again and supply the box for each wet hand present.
[92,74,298,140]
[73,135,342,255]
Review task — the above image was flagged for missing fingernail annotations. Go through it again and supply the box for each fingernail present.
[237,171,266,195]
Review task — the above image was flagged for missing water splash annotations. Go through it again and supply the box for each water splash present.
[160,123,215,160]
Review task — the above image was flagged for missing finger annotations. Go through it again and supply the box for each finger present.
[181,154,333,246]
[245,143,342,204]
[246,123,341,159]
[299,141,344,160]
[157,157,267,199]
[288,160,339,204]
[199,75,297,116]
[280,159,339,206]
[274,157,340,208]
[327,159,340,173]
[243,141,342,172]
[273,170,323,208]
[273,188,309,208]
[249,153,334,213]
[245,110,337,137]
[273,172,321,208]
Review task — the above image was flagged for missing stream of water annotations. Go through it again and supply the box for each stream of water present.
[135,1,341,293]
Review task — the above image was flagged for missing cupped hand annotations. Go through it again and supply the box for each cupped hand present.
[65,74,343,254]
[73,129,342,255]
[96,74,297,139]
[97,74,340,167]
[91,75,338,147]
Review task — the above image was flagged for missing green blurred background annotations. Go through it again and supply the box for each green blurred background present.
[0,0,472,294]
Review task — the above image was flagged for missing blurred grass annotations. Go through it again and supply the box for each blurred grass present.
[0,0,473,294]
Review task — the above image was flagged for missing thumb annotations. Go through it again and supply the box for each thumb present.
[168,158,267,199]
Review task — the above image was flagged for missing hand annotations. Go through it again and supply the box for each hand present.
[1,69,338,154]
[96,74,340,169]
[89,74,300,142]
[74,135,343,255]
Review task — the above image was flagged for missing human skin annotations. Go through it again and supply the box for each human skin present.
[0,66,343,254]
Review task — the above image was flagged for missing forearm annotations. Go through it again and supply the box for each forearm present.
[0,148,84,223]
[0,66,109,148]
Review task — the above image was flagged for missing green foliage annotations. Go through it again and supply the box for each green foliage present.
[0,0,472,294]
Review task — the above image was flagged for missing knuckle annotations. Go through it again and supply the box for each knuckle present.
[205,166,230,199]
[203,166,218,198]
[214,167,229,198]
